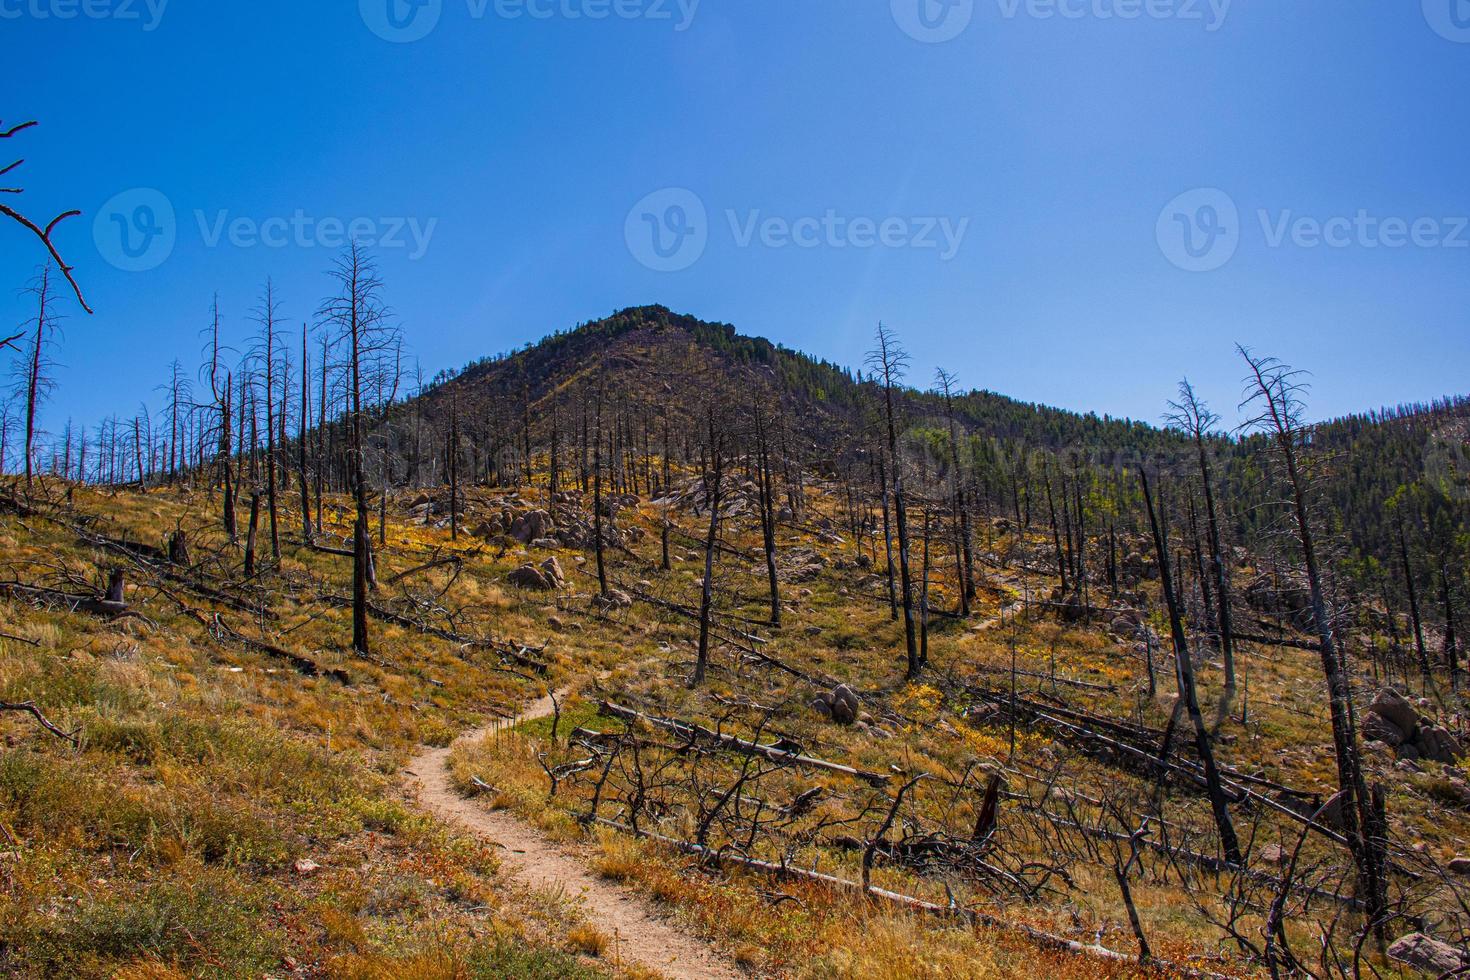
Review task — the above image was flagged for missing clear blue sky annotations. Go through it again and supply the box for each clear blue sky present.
[3,0,1468,442]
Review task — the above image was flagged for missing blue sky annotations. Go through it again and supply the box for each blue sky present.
[2,0,1468,442]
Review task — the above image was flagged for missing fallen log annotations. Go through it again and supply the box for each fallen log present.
[598,700,891,786]
[1231,632,1322,653]
[591,818,1234,980]
[0,580,139,621]
[206,614,351,684]
[320,592,550,675]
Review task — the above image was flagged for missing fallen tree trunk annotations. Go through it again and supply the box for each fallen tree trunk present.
[0,580,137,620]
[206,614,351,684]
[599,700,891,786]
[591,817,1234,980]
[320,592,550,675]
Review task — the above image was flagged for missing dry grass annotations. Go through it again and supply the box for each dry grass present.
[3,468,1464,978]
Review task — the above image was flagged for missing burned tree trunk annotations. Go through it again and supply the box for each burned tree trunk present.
[1399,519,1430,689]
[1142,468,1241,867]
[1240,347,1388,943]
[449,395,460,542]
[691,413,724,689]
[755,406,781,627]
[244,492,261,578]
[297,323,312,543]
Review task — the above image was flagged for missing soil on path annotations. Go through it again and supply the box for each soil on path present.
[406,690,745,980]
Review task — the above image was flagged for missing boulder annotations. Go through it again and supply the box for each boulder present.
[507,564,553,590]
[1448,857,1470,876]
[538,556,566,588]
[1387,933,1468,974]
[830,684,861,725]
[1367,688,1419,738]
[810,684,861,726]
[593,589,632,610]
[509,509,553,545]
[1417,725,1464,764]
[1121,552,1157,583]
[1361,710,1407,748]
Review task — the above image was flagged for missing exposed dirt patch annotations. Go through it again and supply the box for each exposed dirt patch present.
[407,690,744,980]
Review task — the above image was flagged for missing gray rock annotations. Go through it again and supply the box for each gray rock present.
[1367,688,1419,739]
[1361,710,1407,748]
[507,564,552,590]
[593,589,633,610]
[1447,857,1470,876]
[830,684,861,725]
[538,556,566,587]
[1419,725,1464,764]
[1386,932,1468,974]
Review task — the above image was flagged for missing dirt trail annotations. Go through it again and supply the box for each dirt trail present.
[406,689,743,980]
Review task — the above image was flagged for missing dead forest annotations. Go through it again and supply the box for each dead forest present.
[3,138,1470,976]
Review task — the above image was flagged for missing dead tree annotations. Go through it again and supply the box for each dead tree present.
[691,409,724,688]
[448,393,460,541]
[877,453,898,619]
[201,297,237,542]
[297,323,312,542]
[15,263,59,488]
[1167,380,1237,692]
[936,368,975,613]
[1141,467,1242,866]
[753,401,782,627]
[869,324,919,678]
[1239,346,1388,942]
[250,279,282,560]
[0,119,90,313]
[244,492,261,578]
[593,381,609,598]
[318,243,396,659]
[1397,516,1431,689]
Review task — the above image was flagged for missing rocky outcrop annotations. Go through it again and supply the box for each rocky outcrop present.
[1361,688,1464,765]
[507,557,566,591]
[811,684,861,725]
[1243,574,1314,629]
[593,589,633,610]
